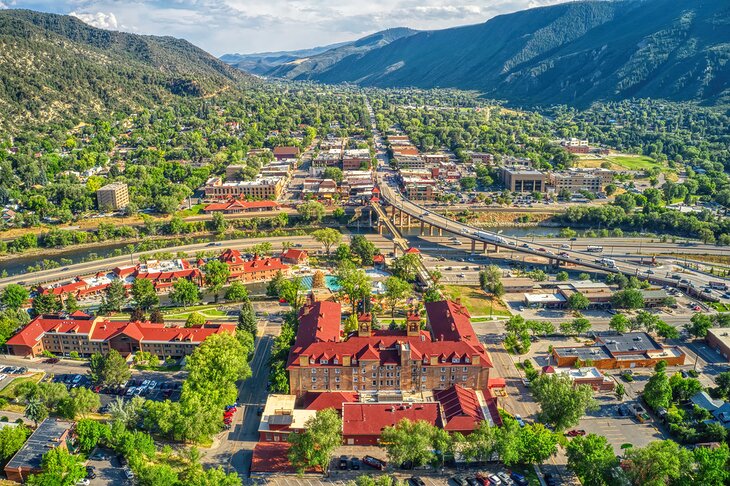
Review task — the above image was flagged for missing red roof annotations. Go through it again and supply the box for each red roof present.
[405,247,421,254]
[425,300,479,344]
[250,442,320,474]
[487,377,506,388]
[303,392,359,412]
[281,249,308,261]
[220,251,289,276]
[293,301,341,350]
[342,402,442,437]
[273,146,300,157]
[6,313,235,350]
[372,254,385,263]
[434,385,484,432]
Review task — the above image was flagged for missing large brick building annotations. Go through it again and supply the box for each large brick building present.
[5,311,236,358]
[286,299,492,397]
[96,182,130,210]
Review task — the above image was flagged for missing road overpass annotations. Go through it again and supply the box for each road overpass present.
[374,175,726,299]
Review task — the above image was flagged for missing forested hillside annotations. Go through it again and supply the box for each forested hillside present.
[294,0,730,107]
[0,9,251,130]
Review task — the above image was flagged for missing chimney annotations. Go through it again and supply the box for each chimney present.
[430,356,438,366]
[299,355,309,367]
[343,355,351,367]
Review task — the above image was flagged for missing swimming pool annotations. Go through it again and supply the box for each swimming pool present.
[300,275,342,292]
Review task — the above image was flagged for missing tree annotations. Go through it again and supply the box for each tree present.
[634,311,661,333]
[656,321,679,340]
[571,317,592,335]
[102,279,127,312]
[170,279,200,309]
[516,423,559,464]
[644,370,672,411]
[203,260,230,301]
[58,387,100,419]
[391,253,420,282]
[495,412,521,466]
[350,235,377,265]
[266,270,285,297]
[75,419,110,452]
[694,442,730,486]
[531,373,597,431]
[279,277,305,312]
[685,313,714,338]
[459,421,496,462]
[24,397,48,427]
[716,371,730,400]
[1,284,28,310]
[297,201,325,222]
[622,440,693,486]
[223,281,248,302]
[556,271,569,282]
[335,244,352,262]
[237,301,257,336]
[27,447,86,486]
[566,434,618,486]
[288,409,342,473]
[131,278,159,310]
[211,211,227,234]
[33,294,61,314]
[668,373,703,402]
[311,270,325,289]
[609,313,630,333]
[612,289,644,309]
[422,285,442,303]
[186,312,207,327]
[64,294,79,313]
[336,263,371,314]
[567,292,590,310]
[0,424,30,462]
[384,276,412,318]
[312,228,342,256]
[149,308,164,324]
[323,167,343,183]
[380,419,445,468]
[88,349,130,387]
[479,265,502,293]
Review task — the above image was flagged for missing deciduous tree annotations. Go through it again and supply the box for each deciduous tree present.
[566,434,618,486]
[531,373,597,431]
[288,409,342,473]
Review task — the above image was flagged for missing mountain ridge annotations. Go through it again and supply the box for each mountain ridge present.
[266,0,729,106]
[0,9,252,129]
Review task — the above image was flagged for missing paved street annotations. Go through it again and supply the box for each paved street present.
[202,318,278,478]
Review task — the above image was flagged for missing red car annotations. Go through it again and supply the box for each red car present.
[565,429,586,437]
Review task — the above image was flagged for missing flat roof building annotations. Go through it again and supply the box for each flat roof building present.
[524,293,566,308]
[501,167,546,193]
[707,328,730,361]
[4,419,73,483]
[96,182,129,210]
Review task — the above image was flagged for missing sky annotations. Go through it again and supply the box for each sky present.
[0,0,572,56]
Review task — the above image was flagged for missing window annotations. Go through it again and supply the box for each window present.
[372,373,376,378]
[440,376,445,382]
[353,377,358,383]
[311,369,317,374]
[320,359,328,364]
[335,377,340,383]
[335,369,340,374]
[465,357,471,363]
[440,367,446,372]
[311,377,317,383]
[421,376,427,382]
[333,358,339,365]
[462,375,468,381]
[452,358,459,363]
[323,369,329,374]
[422,367,427,373]
[463,367,468,372]
[372,381,377,386]
[362,368,367,374]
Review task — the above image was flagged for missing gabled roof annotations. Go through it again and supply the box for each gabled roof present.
[434,385,484,432]
[293,301,341,350]
[303,391,359,412]
[425,300,478,343]
[342,402,442,436]
[281,249,308,260]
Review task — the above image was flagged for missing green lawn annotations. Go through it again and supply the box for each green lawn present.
[0,373,44,399]
[175,204,205,217]
[712,303,730,313]
[164,306,230,320]
[607,154,662,171]
[442,285,511,317]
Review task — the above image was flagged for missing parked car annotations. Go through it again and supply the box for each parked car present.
[85,466,96,479]
[350,457,361,470]
[362,455,387,470]
[409,477,426,486]
[72,375,82,384]
[487,475,502,486]
[123,467,134,479]
[452,477,468,486]
[339,455,349,470]
[497,472,513,485]
[514,414,526,427]
[566,429,586,437]
[510,472,528,486]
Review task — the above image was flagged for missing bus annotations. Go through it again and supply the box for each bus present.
[587,246,603,252]
[709,281,729,291]
[599,258,616,268]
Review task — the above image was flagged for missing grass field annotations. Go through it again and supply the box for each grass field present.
[0,373,44,400]
[575,153,664,171]
[164,306,229,320]
[442,285,511,317]
[712,303,730,313]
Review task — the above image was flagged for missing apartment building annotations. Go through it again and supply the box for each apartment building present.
[548,168,614,193]
[342,149,371,171]
[219,249,290,283]
[5,311,236,358]
[96,182,130,210]
[203,176,285,200]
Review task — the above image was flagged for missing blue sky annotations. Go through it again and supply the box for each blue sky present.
[0,0,572,56]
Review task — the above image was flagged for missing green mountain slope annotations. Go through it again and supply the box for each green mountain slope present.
[222,28,418,79]
[303,0,730,106]
[0,9,251,129]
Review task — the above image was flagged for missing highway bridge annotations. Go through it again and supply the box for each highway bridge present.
[373,174,726,299]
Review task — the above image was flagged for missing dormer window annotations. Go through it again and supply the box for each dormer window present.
[465,357,471,363]
[452,357,459,363]
[320,359,328,364]
[333,358,339,365]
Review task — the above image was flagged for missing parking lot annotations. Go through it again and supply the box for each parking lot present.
[87,448,133,485]
[50,372,184,409]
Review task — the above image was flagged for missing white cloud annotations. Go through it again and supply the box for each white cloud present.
[69,11,119,30]
[0,2,8,9]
